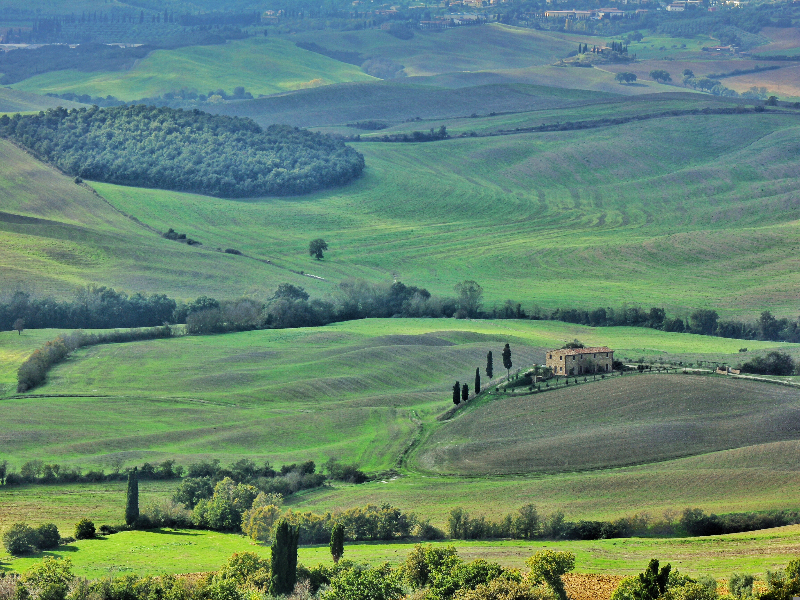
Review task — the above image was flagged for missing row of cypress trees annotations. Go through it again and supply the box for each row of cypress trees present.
[452,344,512,405]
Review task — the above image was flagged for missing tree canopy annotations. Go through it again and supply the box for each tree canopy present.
[0,105,365,198]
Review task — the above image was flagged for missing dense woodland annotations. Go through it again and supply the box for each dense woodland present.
[0,106,365,197]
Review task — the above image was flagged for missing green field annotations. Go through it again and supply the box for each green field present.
[2,319,799,541]
[3,522,800,579]
[11,37,375,101]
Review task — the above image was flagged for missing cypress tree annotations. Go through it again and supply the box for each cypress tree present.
[475,367,481,394]
[502,343,513,380]
[270,519,299,595]
[453,381,461,405]
[486,351,493,379]
[461,383,469,403]
[125,467,139,526]
[330,523,344,564]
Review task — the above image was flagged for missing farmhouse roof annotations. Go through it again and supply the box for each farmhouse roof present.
[551,346,613,356]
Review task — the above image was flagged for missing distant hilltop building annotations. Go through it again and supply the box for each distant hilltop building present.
[546,347,614,376]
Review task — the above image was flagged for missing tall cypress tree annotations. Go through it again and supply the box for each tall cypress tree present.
[330,523,344,564]
[486,351,493,379]
[461,382,469,403]
[452,381,461,405]
[270,519,299,595]
[125,467,139,526]
[475,367,481,394]
[502,343,513,380]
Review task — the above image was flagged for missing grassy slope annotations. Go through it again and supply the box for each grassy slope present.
[11,37,375,100]
[99,109,800,316]
[0,138,331,299]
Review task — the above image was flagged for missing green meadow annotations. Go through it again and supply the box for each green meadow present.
[3,523,800,579]
[11,37,375,101]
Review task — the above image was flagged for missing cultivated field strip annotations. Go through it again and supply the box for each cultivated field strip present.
[415,375,800,475]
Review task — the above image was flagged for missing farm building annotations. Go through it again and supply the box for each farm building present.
[546,347,613,375]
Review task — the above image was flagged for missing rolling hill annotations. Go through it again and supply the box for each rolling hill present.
[414,375,800,475]
[2,318,799,525]
[11,37,376,101]
[3,93,800,315]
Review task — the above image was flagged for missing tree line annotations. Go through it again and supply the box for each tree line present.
[0,105,365,197]
[446,505,800,542]
[8,280,800,362]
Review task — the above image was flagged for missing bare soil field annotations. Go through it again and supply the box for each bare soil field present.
[415,374,800,475]
[724,64,800,99]
[755,27,800,53]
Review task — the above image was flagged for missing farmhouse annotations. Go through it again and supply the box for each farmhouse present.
[546,347,614,375]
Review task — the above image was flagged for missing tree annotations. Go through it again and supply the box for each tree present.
[3,522,40,555]
[689,309,719,335]
[474,367,481,395]
[125,467,139,526]
[270,519,299,596]
[330,523,345,564]
[13,318,24,335]
[649,70,672,83]
[502,343,512,379]
[453,381,461,405]
[461,382,469,403]
[454,280,483,318]
[309,238,328,260]
[36,524,61,550]
[526,550,575,600]
[486,351,493,379]
[274,283,309,301]
[615,72,637,84]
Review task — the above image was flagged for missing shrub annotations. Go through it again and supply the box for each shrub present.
[36,524,61,550]
[74,519,95,540]
[3,523,41,555]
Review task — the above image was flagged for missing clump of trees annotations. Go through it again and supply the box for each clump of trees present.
[739,351,795,376]
[615,72,637,84]
[0,105,365,197]
[2,522,61,555]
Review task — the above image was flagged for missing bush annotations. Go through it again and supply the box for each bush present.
[36,524,61,550]
[3,522,41,555]
[74,519,96,540]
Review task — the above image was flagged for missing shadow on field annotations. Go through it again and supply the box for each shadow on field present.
[146,529,201,536]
